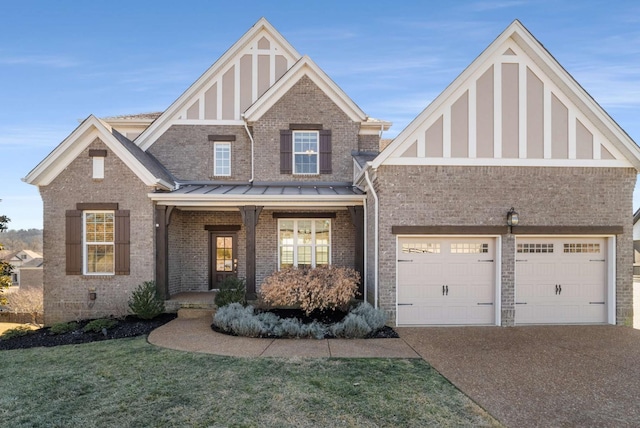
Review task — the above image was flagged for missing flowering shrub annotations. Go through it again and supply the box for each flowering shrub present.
[259,265,360,315]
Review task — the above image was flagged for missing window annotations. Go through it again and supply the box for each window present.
[92,156,104,179]
[84,211,115,274]
[278,219,330,269]
[214,142,231,176]
[564,243,600,253]
[517,243,554,253]
[402,243,440,254]
[293,131,318,174]
[450,242,489,254]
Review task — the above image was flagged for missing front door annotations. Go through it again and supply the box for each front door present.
[210,232,237,290]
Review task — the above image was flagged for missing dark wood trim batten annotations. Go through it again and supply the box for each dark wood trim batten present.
[514,226,624,235]
[272,212,337,219]
[392,225,508,235]
[289,123,323,130]
[76,203,119,211]
[204,225,242,231]
[88,149,107,157]
[208,135,236,141]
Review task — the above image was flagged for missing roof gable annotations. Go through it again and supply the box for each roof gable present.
[137,18,301,150]
[373,20,640,171]
[23,115,173,188]
[243,56,367,123]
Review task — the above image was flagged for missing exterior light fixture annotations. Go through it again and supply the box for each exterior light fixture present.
[507,207,519,227]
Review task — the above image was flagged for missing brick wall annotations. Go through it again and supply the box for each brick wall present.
[40,138,156,324]
[148,125,251,181]
[358,134,381,153]
[17,268,42,290]
[373,165,636,326]
[252,75,360,183]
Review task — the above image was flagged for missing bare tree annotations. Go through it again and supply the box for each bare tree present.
[6,288,44,325]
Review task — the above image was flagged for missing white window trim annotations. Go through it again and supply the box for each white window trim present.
[213,142,231,177]
[92,156,105,179]
[293,130,319,175]
[278,218,331,269]
[83,210,115,275]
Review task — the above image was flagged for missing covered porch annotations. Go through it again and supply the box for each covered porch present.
[150,182,367,303]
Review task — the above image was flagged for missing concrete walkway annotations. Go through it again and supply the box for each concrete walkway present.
[148,318,640,427]
[147,316,420,358]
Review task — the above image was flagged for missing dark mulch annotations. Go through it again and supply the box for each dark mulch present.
[212,307,399,339]
[0,313,177,351]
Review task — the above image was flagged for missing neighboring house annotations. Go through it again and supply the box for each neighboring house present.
[24,19,640,327]
[0,250,43,287]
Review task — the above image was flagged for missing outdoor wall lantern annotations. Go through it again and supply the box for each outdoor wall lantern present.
[507,207,519,231]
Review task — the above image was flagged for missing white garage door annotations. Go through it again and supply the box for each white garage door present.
[515,237,607,324]
[397,237,496,325]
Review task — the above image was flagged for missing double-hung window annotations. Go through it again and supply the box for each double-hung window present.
[84,211,115,274]
[214,142,231,176]
[278,219,330,269]
[293,131,319,175]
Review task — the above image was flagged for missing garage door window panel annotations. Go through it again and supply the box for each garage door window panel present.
[450,242,489,254]
[564,243,600,253]
[517,243,554,253]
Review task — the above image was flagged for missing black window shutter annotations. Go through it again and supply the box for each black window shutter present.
[65,210,83,275]
[319,129,332,174]
[280,130,292,174]
[114,210,130,275]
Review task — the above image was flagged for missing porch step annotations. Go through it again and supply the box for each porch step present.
[178,308,215,319]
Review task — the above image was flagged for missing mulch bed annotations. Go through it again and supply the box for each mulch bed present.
[212,307,399,339]
[0,313,177,351]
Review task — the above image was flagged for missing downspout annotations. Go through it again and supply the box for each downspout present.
[364,168,379,308]
[242,115,255,183]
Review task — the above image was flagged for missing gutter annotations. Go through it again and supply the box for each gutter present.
[242,114,255,183]
[364,167,379,308]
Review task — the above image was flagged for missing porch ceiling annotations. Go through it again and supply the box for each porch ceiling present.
[149,182,365,207]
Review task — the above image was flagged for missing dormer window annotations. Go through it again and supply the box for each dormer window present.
[293,131,319,175]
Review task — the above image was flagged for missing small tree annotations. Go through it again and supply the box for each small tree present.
[0,212,13,305]
[6,288,43,325]
[128,281,165,319]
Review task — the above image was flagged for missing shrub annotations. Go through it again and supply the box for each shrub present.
[331,313,372,338]
[213,303,255,334]
[350,302,387,331]
[128,281,165,320]
[83,319,117,333]
[260,265,360,315]
[1,325,35,340]
[50,321,79,335]
[214,277,246,308]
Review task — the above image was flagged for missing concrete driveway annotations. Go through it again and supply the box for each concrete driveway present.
[397,326,640,428]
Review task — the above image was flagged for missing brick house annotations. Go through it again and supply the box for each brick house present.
[25,19,640,326]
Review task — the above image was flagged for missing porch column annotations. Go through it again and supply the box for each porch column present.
[240,205,263,300]
[348,206,365,298]
[154,205,174,300]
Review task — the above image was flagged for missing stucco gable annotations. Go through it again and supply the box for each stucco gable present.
[23,115,173,189]
[136,18,301,150]
[372,20,640,171]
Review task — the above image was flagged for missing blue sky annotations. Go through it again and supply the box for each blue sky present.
[2,0,640,230]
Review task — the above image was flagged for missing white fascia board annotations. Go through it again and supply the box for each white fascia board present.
[509,27,640,171]
[149,193,365,207]
[383,157,634,168]
[137,18,301,151]
[24,115,164,188]
[359,121,392,135]
[244,56,367,123]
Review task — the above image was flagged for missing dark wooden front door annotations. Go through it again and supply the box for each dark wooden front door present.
[210,232,237,290]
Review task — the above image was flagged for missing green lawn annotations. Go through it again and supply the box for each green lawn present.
[0,338,500,427]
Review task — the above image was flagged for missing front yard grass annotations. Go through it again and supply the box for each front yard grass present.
[0,338,500,427]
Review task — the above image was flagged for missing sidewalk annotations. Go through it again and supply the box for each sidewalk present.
[147,316,420,359]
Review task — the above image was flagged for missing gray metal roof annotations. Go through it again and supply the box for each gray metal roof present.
[169,182,364,197]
